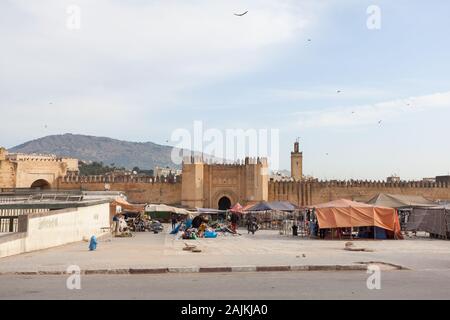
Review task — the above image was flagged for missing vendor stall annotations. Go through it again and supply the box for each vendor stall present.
[312,199,403,240]
[145,204,194,222]
[246,201,301,231]
[406,206,450,239]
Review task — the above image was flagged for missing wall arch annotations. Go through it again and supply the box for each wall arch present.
[30,179,51,190]
[212,189,238,209]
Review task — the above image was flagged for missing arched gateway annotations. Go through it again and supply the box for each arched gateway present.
[218,196,232,210]
[30,179,51,190]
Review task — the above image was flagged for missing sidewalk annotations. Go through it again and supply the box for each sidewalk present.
[1,226,450,274]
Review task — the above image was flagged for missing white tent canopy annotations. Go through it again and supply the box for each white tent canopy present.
[145,203,193,216]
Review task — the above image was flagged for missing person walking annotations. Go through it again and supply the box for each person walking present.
[171,213,178,230]
[230,211,240,233]
[112,214,120,235]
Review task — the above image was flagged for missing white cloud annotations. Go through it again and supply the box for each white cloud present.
[296,91,450,128]
[0,0,318,145]
[0,0,323,148]
[0,0,312,97]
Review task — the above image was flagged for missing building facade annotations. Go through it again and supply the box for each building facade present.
[0,147,78,189]
[181,156,269,209]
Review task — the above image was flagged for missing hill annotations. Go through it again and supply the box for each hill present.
[9,134,184,170]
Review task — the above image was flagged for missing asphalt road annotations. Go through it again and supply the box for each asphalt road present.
[1,270,450,300]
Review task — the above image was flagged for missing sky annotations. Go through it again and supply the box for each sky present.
[1,0,450,180]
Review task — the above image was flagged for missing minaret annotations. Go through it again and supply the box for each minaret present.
[291,140,303,181]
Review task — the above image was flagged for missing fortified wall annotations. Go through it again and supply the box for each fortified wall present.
[57,175,182,205]
[0,148,78,189]
[57,175,450,207]
[5,142,450,208]
[181,156,268,209]
[269,180,450,205]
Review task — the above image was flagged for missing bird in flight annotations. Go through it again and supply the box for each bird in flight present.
[378,120,382,125]
[337,90,341,93]
[234,11,248,16]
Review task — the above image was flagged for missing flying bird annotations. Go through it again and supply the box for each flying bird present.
[234,11,248,16]
[337,90,341,93]
[378,120,382,125]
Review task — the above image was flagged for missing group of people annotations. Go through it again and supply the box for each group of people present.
[112,214,129,235]
[170,210,261,238]
[171,215,219,240]
[291,209,326,239]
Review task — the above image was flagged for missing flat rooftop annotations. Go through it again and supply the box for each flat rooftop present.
[0,190,121,210]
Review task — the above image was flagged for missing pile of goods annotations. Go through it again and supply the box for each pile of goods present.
[171,215,239,240]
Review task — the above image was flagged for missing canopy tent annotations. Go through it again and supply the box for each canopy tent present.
[247,201,299,212]
[312,199,403,239]
[242,203,257,211]
[366,193,436,209]
[437,201,450,209]
[145,204,195,221]
[111,197,145,213]
[230,203,244,213]
[406,207,449,238]
[145,204,192,215]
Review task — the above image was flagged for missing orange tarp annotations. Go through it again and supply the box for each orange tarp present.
[313,199,403,239]
[111,197,145,212]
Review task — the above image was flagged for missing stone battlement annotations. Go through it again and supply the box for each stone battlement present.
[61,174,180,184]
[269,179,450,206]
[6,153,75,163]
[182,156,268,166]
[270,179,450,189]
[61,175,450,189]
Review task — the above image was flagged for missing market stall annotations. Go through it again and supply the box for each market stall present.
[312,199,403,240]
[246,201,301,231]
[406,205,450,239]
[145,204,194,222]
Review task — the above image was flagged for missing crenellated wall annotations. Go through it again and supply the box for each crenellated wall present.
[181,157,269,209]
[57,175,450,207]
[0,148,78,189]
[268,180,450,206]
[58,175,182,205]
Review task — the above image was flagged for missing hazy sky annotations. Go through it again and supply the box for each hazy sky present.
[1,0,449,180]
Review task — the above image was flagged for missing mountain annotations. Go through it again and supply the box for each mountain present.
[9,134,183,170]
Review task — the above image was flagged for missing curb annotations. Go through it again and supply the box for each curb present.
[1,264,371,276]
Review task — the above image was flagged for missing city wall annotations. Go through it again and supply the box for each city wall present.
[57,175,182,205]
[269,180,450,206]
[57,175,450,206]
